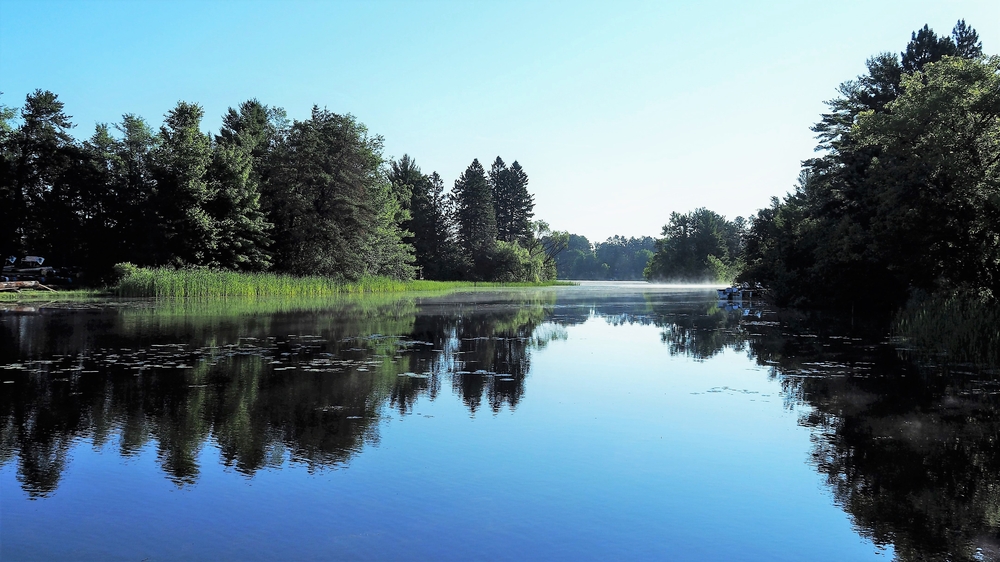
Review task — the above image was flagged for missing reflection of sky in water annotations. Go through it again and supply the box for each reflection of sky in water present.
[3,287,994,560]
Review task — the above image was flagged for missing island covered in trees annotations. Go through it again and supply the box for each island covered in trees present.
[2,19,997,355]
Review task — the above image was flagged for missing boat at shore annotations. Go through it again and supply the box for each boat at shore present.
[717,284,761,301]
[2,256,78,285]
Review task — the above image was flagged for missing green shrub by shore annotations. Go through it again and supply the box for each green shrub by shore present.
[110,265,571,299]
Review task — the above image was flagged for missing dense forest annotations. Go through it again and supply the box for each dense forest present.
[638,20,998,315]
[0,98,565,283]
[738,20,998,309]
[554,235,655,280]
[2,19,997,312]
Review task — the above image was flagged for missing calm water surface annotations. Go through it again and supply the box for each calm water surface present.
[2,283,998,561]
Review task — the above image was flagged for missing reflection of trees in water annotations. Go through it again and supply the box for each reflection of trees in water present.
[398,297,560,414]
[562,295,1000,561]
[653,302,747,360]
[0,293,560,496]
[742,309,1000,562]
[565,293,747,360]
[8,291,995,560]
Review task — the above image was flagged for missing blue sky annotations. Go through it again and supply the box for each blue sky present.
[2,0,998,241]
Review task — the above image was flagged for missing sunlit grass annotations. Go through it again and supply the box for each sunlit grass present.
[0,289,105,302]
[111,267,572,299]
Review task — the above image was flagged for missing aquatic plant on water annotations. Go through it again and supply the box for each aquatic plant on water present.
[894,290,1000,367]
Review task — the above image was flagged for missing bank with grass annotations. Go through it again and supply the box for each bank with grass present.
[110,265,571,299]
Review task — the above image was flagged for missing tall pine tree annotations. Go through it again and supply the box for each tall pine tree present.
[389,155,456,278]
[264,107,412,279]
[2,90,76,261]
[489,156,534,243]
[452,159,496,278]
[151,102,216,266]
[210,100,274,270]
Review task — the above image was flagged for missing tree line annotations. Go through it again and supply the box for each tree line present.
[554,235,655,280]
[643,209,745,283]
[3,19,995,303]
[738,20,997,308]
[641,20,997,308]
[0,96,564,282]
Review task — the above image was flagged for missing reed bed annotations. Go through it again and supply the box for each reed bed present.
[894,291,1000,366]
[112,266,570,299]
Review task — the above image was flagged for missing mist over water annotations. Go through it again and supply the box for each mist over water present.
[2,284,997,561]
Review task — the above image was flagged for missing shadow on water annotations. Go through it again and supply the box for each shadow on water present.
[639,299,999,562]
[1,285,998,561]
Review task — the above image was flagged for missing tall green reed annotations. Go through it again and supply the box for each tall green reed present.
[894,291,1000,366]
[112,266,570,299]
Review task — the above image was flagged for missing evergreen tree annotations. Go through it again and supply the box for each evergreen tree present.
[70,124,121,274]
[2,90,76,261]
[217,99,288,183]
[388,156,458,279]
[210,100,274,270]
[113,114,159,266]
[951,19,983,58]
[901,24,957,73]
[506,161,534,243]
[0,99,20,261]
[264,107,411,279]
[489,157,513,241]
[489,156,534,243]
[151,102,216,266]
[452,158,497,260]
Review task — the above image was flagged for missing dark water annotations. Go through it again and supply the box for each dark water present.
[2,283,998,561]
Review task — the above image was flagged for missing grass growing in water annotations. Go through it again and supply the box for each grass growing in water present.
[894,291,1000,367]
[112,266,571,299]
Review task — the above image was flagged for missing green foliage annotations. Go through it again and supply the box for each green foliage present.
[1,90,77,263]
[901,21,981,73]
[705,254,741,285]
[151,101,216,266]
[489,157,534,244]
[111,264,566,299]
[451,159,497,277]
[388,156,460,279]
[489,241,532,282]
[2,93,554,285]
[111,262,140,281]
[264,107,409,279]
[645,208,745,282]
[740,21,997,309]
[894,290,1000,366]
[363,177,416,279]
[210,100,274,271]
[854,55,1000,296]
[482,240,553,283]
[553,234,656,280]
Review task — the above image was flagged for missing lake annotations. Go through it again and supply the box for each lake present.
[2,282,998,561]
